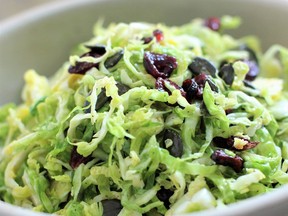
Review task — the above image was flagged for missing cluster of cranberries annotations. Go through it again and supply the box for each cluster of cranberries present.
[144,52,178,79]
[143,50,217,103]
[68,45,106,74]
[68,19,261,173]
[211,136,259,172]
[211,44,260,173]
[211,149,244,173]
[142,26,262,173]
[213,136,259,151]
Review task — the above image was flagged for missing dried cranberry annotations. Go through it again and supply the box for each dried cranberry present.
[182,79,199,102]
[225,109,234,114]
[142,29,163,44]
[156,77,186,97]
[239,138,259,150]
[213,136,259,151]
[188,57,216,77]
[69,146,92,169]
[213,136,234,149]
[153,29,164,42]
[194,73,208,86]
[182,73,218,102]
[182,79,194,91]
[155,77,166,92]
[194,73,218,95]
[156,186,174,209]
[143,52,177,78]
[204,17,221,31]
[218,63,234,85]
[68,62,98,75]
[243,60,259,81]
[211,149,244,173]
[68,45,106,74]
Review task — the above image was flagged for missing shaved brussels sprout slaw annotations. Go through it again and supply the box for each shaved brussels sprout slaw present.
[1,16,288,215]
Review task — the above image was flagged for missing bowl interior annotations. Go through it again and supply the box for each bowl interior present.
[1,0,288,215]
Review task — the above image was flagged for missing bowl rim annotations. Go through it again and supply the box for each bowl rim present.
[1,0,288,33]
[1,0,288,215]
[0,0,111,36]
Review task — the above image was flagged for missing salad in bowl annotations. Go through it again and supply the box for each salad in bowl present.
[1,16,288,216]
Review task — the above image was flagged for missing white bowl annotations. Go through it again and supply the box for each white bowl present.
[1,0,288,215]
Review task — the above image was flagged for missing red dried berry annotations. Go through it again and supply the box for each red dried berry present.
[182,79,199,102]
[182,79,194,92]
[144,52,177,78]
[225,109,234,115]
[240,138,259,150]
[205,17,221,31]
[243,60,259,81]
[196,73,218,92]
[68,45,106,74]
[69,146,92,169]
[68,62,98,75]
[213,136,260,151]
[155,77,166,92]
[182,73,218,103]
[213,137,234,149]
[194,73,208,86]
[211,149,244,173]
[153,29,164,42]
[193,73,208,98]
[156,77,186,97]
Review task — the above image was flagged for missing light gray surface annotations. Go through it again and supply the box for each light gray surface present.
[0,0,58,20]
[1,0,288,215]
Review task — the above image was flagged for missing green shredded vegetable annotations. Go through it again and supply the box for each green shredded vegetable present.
[1,16,288,215]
